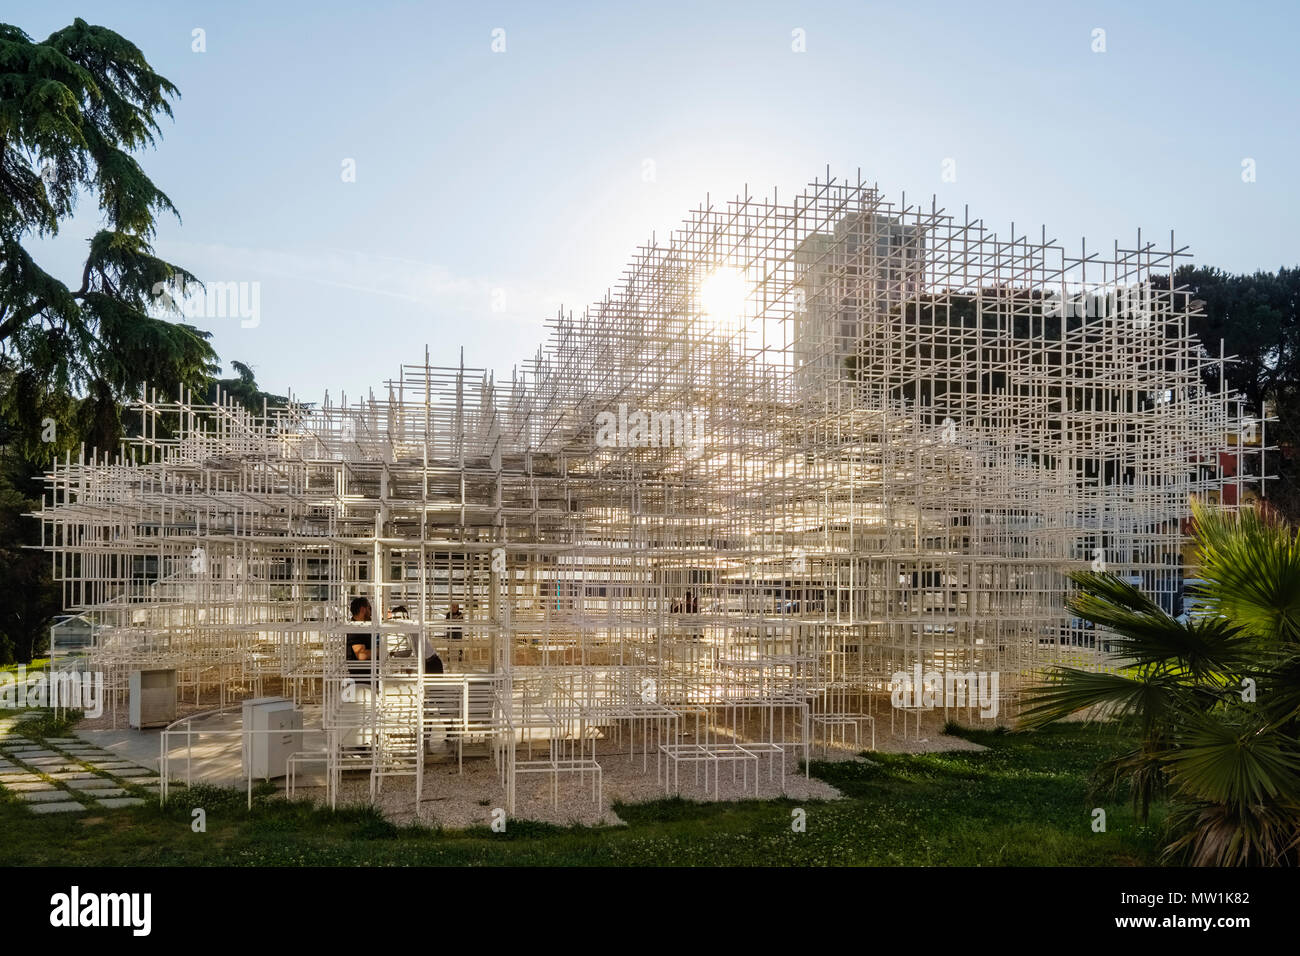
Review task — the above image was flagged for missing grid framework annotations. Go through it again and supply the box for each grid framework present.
[36,173,1264,809]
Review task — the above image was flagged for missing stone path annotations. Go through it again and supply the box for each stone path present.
[0,718,173,814]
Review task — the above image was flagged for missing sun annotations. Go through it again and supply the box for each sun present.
[697,267,749,328]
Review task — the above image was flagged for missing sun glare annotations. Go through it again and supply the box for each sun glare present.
[698,267,749,328]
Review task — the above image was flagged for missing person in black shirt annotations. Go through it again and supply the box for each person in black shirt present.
[346,596,375,686]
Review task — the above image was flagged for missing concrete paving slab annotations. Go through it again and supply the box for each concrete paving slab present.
[82,787,127,798]
[17,790,74,803]
[29,801,86,814]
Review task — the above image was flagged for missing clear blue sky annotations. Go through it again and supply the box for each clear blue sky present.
[11,0,1299,402]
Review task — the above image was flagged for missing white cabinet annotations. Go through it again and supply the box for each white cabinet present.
[129,669,177,729]
[241,697,303,779]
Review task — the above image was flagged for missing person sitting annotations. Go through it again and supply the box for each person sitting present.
[446,602,464,663]
[345,596,375,685]
[410,618,445,676]
[419,630,449,754]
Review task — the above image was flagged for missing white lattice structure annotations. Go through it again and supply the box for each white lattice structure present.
[37,174,1265,811]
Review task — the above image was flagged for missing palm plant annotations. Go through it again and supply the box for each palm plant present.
[1022,500,1300,866]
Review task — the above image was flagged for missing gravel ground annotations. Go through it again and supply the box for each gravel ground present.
[304,744,843,829]
[296,708,989,829]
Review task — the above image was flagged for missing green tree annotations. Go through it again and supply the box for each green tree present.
[206,361,289,415]
[0,453,59,665]
[1022,501,1300,866]
[1177,266,1300,519]
[0,19,225,664]
[0,18,216,459]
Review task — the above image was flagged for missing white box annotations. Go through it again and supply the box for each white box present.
[242,697,303,779]
[129,669,176,728]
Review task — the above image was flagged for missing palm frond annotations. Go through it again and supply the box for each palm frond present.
[1066,569,1165,617]
[1192,499,1300,645]
[1019,667,1183,732]
[1164,710,1300,807]
[1035,503,1300,865]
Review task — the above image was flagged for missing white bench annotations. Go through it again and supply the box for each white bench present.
[515,757,603,808]
[658,742,760,797]
[811,713,876,752]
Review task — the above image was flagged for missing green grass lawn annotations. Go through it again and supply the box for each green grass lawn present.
[0,658,49,675]
[0,722,1162,866]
